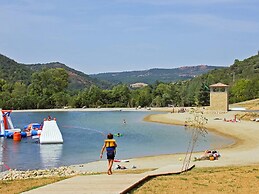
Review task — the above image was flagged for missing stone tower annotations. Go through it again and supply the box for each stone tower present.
[210,83,229,112]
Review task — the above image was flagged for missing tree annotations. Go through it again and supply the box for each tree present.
[0,79,6,92]
[12,82,27,98]
[52,92,70,108]
[230,79,250,103]
[168,83,181,107]
[28,68,69,108]
[88,85,103,107]
[29,68,68,96]
[111,85,130,107]
[130,86,153,107]
[182,108,208,171]
[153,83,172,107]
[198,83,210,106]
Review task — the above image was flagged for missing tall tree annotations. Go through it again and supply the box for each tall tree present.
[198,83,210,106]
[28,68,69,108]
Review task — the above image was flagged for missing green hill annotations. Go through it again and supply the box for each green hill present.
[26,62,111,90]
[0,53,225,89]
[90,65,225,85]
[198,53,259,85]
[0,54,110,90]
[0,52,258,109]
[183,53,259,104]
[0,54,33,84]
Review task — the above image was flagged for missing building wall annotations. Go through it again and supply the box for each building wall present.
[210,91,229,111]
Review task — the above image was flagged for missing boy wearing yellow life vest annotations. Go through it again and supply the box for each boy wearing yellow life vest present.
[100,133,117,175]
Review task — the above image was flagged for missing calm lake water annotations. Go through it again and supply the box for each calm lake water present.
[0,111,234,170]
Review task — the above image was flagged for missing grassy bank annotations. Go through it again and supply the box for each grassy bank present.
[0,169,152,194]
[2,165,259,193]
[131,165,259,193]
[0,176,67,194]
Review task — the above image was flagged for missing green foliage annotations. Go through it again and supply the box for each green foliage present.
[29,68,68,96]
[177,53,259,105]
[28,62,111,90]
[198,83,210,106]
[0,53,258,109]
[0,54,32,85]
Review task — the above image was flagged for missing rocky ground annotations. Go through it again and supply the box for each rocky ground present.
[0,166,94,180]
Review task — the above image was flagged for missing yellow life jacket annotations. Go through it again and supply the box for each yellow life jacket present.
[105,139,116,147]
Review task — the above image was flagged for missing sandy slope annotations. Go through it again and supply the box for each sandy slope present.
[143,111,259,167]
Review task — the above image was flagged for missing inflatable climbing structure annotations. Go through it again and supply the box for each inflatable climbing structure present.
[0,109,21,137]
[40,120,63,144]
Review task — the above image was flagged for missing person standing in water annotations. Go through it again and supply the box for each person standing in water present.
[123,119,126,124]
[100,133,117,175]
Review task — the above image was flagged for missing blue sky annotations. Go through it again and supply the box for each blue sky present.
[0,0,258,74]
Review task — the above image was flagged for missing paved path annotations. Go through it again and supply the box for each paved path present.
[22,164,192,194]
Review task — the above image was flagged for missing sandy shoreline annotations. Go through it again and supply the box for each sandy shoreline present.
[70,109,259,173]
[12,107,156,112]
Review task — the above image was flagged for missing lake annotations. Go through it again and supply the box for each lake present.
[0,111,233,171]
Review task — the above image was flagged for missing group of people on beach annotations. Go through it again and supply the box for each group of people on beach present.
[194,150,221,161]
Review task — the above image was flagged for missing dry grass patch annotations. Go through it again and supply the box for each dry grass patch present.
[132,165,259,194]
[0,176,68,194]
[236,112,259,121]
[233,98,259,110]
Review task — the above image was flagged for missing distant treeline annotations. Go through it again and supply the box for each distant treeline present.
[0,54,258,109]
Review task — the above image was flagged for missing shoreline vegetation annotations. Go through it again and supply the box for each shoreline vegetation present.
[2,104,259,193]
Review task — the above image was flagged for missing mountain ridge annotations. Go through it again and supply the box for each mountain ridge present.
[90,65,225,84]
[0,53,225,88]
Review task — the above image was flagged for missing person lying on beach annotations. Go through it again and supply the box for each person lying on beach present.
[194,150,221,161]
[100,133,117,175]
[116,164,127,170]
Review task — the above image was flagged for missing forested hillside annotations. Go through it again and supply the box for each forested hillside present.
[90,65,224,85]
[0,54,109,90]
[188,53,259,104]
[26,62,111,90]
[0,54,33,84]
[0,53,258,110]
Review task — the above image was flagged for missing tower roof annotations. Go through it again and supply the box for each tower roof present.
[210,83,229,87]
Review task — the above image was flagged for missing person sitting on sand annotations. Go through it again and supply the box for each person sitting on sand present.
[100,133,117,175]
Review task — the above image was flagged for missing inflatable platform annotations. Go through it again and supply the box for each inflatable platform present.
[40,120,63,144]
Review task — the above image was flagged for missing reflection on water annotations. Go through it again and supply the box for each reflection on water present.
[40,144,63,168]
[0,138,3,161]
[0,138,4,172]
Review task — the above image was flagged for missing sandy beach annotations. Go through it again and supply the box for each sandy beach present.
[70,109,259,173]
